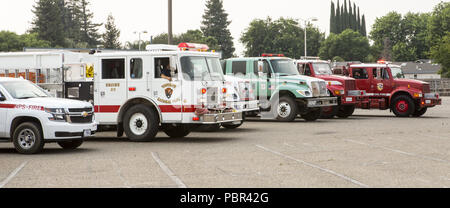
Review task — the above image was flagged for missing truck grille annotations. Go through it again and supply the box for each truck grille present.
[423,84,431,93]
[311,81,328,97]
[345,80,356,90]
[69,107,93,113]
[69,115,93,124]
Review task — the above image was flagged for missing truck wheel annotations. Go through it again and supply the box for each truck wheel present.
[222,114,245,129]
[13,122,45,154]
[162,125,191,138]
[123,104,159,142]
[320,106,339,119]
[392,95,416,117]
[58,140,83,150]
[301,108,321,122]
[337,105,356,118]
[273,96,298,122]
[412,107,428,117]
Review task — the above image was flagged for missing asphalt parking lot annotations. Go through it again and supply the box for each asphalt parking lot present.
[1,97,449,188]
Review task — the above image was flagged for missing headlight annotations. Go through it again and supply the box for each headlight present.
[334,90,345,95]
[45,108,67,122]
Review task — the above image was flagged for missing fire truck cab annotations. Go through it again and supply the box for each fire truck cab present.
[295,59,365,118]
[347,62,442,117]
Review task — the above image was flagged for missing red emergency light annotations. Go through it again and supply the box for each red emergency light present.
[377,59,386,64]
[178,43,209,51]
[262,53,285,57]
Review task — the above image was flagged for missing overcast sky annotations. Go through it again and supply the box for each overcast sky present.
[0,0,445,55]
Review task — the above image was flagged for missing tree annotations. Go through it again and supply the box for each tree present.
[201,0,235,58]
[0,31,50,52]
[319,29,370,61]
[427,2,450,48]
[102,14,121,49]
[430,33,450,78]
[392,42,417,61]
[241,17,324,58]
[360,15,367,36]
[330,0,365,35]
[330,2,337,34]
[78,0,102,47]
[31,0,66,47]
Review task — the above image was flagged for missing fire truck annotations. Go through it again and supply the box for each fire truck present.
[295,59,365,118]
[222,54,338,122]
[343,61,442,117]
[0,43,243,141]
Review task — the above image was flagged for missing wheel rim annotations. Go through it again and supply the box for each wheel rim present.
[396,100,409,113]
[18,129,36,150]
[129,113,148,136]
[277,101,292,118]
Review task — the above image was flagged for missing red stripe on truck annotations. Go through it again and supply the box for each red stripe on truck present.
[0,104,16,109]
[94,105,197,113]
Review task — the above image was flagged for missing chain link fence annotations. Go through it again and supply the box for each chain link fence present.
[422,79,450,96]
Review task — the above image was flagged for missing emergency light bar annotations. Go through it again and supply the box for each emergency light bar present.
[262,53,285,57]
[178,43,210,52]
[146,44,179,51]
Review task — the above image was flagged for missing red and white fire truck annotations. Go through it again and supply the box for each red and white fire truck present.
[341,61,442,117]
[295,59,365,118]
[0,43,243,141]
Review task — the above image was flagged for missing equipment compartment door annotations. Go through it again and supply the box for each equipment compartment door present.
[96,58,128,122]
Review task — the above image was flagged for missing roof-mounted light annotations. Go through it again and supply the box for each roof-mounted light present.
[178,43,210,52]
[262,53,285,57]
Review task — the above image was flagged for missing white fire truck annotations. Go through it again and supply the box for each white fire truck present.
[0,43,243,141]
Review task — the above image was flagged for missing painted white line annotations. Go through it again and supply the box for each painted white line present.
[256,145,369,188]
[151,152,187,188]
[0,161,28,188]
[110,159,131,188]
[344,139,450,165]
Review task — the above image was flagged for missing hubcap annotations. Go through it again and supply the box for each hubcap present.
[18,129,36,150]
[278,102,292,118]
[396,100,409,113]
[129,113,148,136]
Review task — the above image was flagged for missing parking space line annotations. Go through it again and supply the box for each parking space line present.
[151,152,187,188]
[110,159,132,188]
[0,161,28,188]
[256,145,369,188]
[344,139,450,165]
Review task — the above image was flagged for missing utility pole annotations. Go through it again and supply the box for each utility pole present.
[168,0,173,45]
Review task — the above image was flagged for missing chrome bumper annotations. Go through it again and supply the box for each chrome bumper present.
[201,112,243,124]
[226,100,260,112]
[306,97,338,108]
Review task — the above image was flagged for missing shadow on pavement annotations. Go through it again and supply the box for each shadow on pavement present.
[0,148,97,155]
[87,136,238,144]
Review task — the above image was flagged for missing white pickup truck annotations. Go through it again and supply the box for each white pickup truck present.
[0,77,97,154]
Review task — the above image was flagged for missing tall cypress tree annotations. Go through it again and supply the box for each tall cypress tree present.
[352,3,357,31]
[336,0,341,33]
[102,14,121,49]
[31,0,66,47]
[330,2,336,34]
[357,7,361,34]
[348,1,353,30]
[201,0,235,58]
[361,15,367,37]
[79,0,101,47]
[344,0,348,29]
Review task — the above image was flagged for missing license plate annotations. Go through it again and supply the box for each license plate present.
[426,100,431,104]
[346,97,353,102]
[83,129,92,137]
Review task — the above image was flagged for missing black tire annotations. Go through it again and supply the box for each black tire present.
[58,140,84,150]
[123,104,159,142]
[13,122,45,154]
[272,96,298,122]
[412,107,428,117]
[162,125,191,138]
[337,105,356,118]
[301,108,322,122]
[320,106,339,119]
[391,95,416,117]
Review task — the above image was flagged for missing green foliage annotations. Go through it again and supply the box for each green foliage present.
[240,17,324,58]
[319,29,370,61]
[31,0,66,47]
[330,0,366,36]
[430,33,450,78]
[102,14,121,49]
[0,31,50,52]
[201,0,235,58]
[427,2,450,48]
[332,56,345,62]
[392,42,417,61]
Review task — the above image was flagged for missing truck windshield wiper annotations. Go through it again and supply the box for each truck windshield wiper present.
[17,97,35,99]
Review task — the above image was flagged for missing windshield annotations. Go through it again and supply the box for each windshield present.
[180,56,224,81]
[270,59,299,76]
[312,63,333,75]
[391,67,405,79]
[1,81,49,99]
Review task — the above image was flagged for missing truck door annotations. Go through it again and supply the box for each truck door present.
[350,67,370,93]
[96,58,128,122]
[0,90,6,137]
[371,67,393,96]
[152,56,182,122]
[255,60,271,108]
